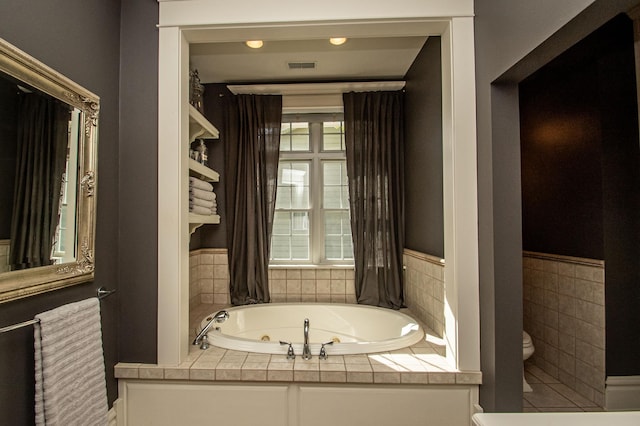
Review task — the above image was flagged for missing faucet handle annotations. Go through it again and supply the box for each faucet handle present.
[279,341,296,360]
[319,341,334,360]
[199,334,210,350]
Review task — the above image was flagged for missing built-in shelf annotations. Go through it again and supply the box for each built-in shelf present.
[189,159,219,182]
[188,105,220,233]
[188,104,219,142]
[189,213,221,234]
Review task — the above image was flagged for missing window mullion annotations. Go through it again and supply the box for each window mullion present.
[311,123,323,265]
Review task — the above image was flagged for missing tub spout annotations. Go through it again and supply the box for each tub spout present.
[193,310,229,347]
[302,318,312,360]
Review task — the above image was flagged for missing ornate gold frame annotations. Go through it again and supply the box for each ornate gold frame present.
[0,37,98,303]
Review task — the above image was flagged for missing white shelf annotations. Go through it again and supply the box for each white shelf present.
[189,159,219,182]
[189,104,219,142]
[189,213,221,234]
[187,105,221,233]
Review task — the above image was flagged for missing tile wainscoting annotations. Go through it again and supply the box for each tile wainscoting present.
[403,249,445,338]
[190,248,445,332]
[523,251,605,407]
[189,249,230,308]
[189,249,357,307]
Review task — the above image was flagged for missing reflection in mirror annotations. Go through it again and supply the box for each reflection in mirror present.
[0,37,98,303]
[0,76,80,271]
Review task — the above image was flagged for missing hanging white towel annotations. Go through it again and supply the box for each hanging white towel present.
[189,187,216,201]
[189,176,214,192]
[34,298,108,426]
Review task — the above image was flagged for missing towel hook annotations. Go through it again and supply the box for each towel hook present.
[97,287,116,299]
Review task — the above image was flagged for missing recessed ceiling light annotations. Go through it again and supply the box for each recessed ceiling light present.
[329,37,347,46]
[245,40,264,49]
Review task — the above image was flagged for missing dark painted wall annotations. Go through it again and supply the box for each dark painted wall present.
[0,0,121,425]
[520,51,604,260]
[118,0,159,363]
[0,79,18,238]
[521,14,640,376]
[191,84,230,250]
[404,37,444,258]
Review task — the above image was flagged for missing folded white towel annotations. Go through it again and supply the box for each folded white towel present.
[190,187,216,201]
[190,205,214,216]
[189,197,215,209]
[189,176,214,192]
[34,298,108,426]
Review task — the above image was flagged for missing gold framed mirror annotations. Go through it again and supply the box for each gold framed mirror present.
[0,37,98,303]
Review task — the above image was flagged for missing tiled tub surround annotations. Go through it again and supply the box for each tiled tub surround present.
[189,248,357,306]
[523,251,605,407]
[403,249,445,338]
[189,248,230,308]
[123,268,480,425]
[116,304,481,425]
[191,248,445,329]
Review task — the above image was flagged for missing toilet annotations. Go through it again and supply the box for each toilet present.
[522,331,535,392]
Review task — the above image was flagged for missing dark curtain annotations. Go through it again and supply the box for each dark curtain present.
[223,94,282,305]
[10,94,70,270]
[343,91,405,309]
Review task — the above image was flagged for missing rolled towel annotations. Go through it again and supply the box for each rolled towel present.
[189,176,213,192]
[189,197,215,209]
[190,205,214,216]
[190,187,216,201]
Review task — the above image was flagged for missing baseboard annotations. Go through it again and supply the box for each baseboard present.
[605,376,640,411]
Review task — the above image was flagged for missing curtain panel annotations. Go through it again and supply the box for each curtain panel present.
[10,94,69,270]
[223,94,282,305]
[343,91,405,309]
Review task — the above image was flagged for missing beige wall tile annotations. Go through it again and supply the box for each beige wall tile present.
[330,280,346,294]
[329,269,345,279]
[270,279,286,293]
[287,279,302,294]
[271,269,287,279]
[316,280,331,294]
[523,252,605,405]
[213,265,228,279]
[301,269,316,279]
[286,269,301,279]
[316,269,331,279]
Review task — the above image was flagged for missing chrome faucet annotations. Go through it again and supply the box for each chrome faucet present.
[193,310,229,348]
[302,318,312,360]
[319,341,334,360]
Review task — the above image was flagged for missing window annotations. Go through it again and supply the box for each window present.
[270,117,353,265]
[52,108,80,264]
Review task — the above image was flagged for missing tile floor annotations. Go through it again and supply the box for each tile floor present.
[523,364,603,412]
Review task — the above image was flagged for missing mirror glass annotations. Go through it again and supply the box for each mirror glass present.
[0,37,98,303]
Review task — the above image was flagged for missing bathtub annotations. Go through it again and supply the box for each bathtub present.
[200,303,424,355]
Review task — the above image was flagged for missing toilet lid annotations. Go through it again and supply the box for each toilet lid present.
[523,331,532,346]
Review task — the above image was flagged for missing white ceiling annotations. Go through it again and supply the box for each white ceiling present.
[189,36,428,84]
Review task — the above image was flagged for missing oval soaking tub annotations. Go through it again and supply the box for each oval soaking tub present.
[200,303,424,355]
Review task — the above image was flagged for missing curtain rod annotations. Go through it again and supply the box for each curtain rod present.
[227,81,406,96]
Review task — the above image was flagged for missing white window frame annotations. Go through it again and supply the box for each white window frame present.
[270,114,353,266]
